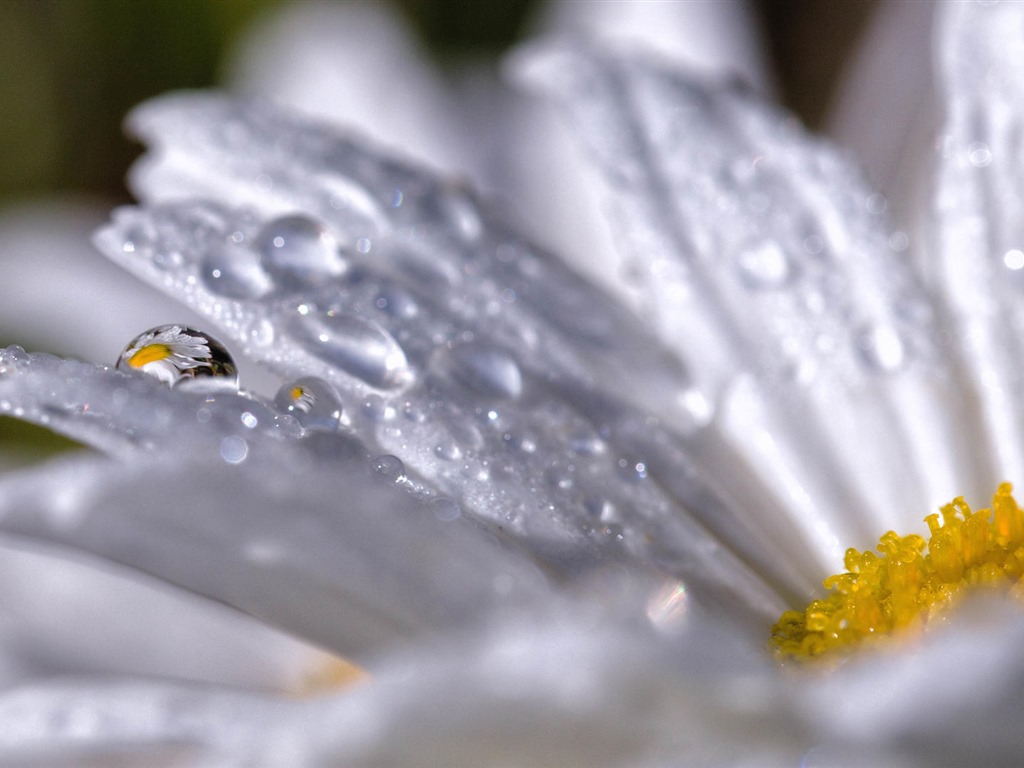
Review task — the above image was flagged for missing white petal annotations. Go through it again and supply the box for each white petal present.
[932,0,1024,490]
[515,41,985,571]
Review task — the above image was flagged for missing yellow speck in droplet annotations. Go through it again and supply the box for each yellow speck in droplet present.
[128,343,173,368]
[771,483,1024,662]
[290,386,305,401]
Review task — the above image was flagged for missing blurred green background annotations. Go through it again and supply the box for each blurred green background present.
[0,0,877,205]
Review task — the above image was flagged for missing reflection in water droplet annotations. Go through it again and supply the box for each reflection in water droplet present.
[116,325,238,391]
[273,377,343,432]
[448,343,523,399]
[371,454,406,483]
[201,243,274,299]
[1004,249,1024,271]
[289,310,410,389]
[736,241,791,289]
[679,388,713,428]
[646,579,689,633]
[857,323,906,373]
[256,215,344,285]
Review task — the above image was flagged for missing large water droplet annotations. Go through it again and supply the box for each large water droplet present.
[736,241,791,289]
[856,323,906,373]
[273,377,343,432]
[201,242,274,299]
[256,215,345,286]
[448,342,523,399]
[289,310,410,389]
[116,325,238,391]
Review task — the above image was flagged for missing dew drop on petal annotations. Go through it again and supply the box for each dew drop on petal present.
[288,310,410,389]
[273,376,343,432]
[428,496,461,522]
[371,454,406,483]
[220,435,248,464]
[1004,249,1024,271]
[447,342,523,399]
[856,323,906,373]
[735,240,791,289]
[201,242,274,299]
[116,325,238,391]
[256,215,345,285]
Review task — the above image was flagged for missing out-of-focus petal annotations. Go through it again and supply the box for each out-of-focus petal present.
[226,1,470,179]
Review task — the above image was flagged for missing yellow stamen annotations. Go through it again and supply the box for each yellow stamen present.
[771,483,1024,662]
[128,343,173,368]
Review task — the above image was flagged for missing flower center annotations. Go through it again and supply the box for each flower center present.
[771,483,1024,661]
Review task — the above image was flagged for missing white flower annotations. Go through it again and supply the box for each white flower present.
[0,1,1022,765]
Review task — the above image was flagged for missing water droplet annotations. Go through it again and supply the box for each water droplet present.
[866,193,887,214]
[442,190,483,240]
[429,496,461,522]
[273,377,343,432]
[356,237,372,254]
[361,394,395,421]
[969,142,992,168]
[736,241,791,289]
[256,215,344,286]
[434,441,463,461]
[679,388,713,428]
[116,325,238,391]
[447,343,522,399]
[375,285,418,318]
[240,411,258,429]
[371,454,406,483]
[289,310,410,389]
[201,242,274,299]
[220,435,248,464]
[247,317,275,347]
[856,323,906,373]
[1004,249,1024,271]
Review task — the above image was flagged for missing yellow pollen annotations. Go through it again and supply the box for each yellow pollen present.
[771,483,1024,662]
[128,343,173,368]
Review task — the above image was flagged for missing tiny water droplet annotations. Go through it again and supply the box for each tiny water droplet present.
[736,241,791,289]
[434,441,463,461]
[116,325,238,391]
[866,193,888,214]
[429,496,461,522]
[375,285,418,318]
[289,310,410,389]
[273,377,343,432]
[1004,249,1024,271]
[201,242,274,299]
[371,454,406,483]
[448,342,523,399]
[968,142,992,168]
[361,394,395,421]
[256,215,344,286]
[220,435,248,464]
[856,323,906,373]
[240,411,258,429]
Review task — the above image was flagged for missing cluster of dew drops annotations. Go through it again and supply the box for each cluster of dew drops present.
[113,211,416,484]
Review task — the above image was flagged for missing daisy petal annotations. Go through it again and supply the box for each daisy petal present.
[0,448,548,660]
[94,96,798,621]
[933,1,1024,488]
[514,40,983,566]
